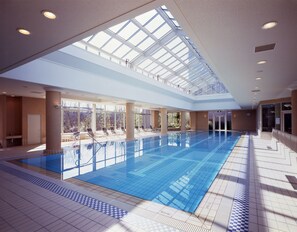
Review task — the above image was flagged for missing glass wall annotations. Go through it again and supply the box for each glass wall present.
[79,102,92,132]
[135,108,150,129]
[62,100,79,133]
[208,111,232,131]
[262,104,275,132]
[62,99,126,133]
[185,112,190,129]
[168,112,180,129]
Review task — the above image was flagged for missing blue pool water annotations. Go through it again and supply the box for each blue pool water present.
[20,131,240,213]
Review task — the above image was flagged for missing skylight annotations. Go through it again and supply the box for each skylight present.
[74,5,228,96]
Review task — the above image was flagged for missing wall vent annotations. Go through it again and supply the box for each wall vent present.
[255,43,275,53]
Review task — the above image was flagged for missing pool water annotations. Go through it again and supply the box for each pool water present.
[20,131,240,213]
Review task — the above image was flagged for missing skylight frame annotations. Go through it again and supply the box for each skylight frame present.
[74,5,229,96]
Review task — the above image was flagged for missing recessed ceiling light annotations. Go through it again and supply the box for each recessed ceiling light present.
[17,28,31,35]
[2,91,7,94]
[42,10,57,19]
[257,60,266,65]
[262,21,278,30]
[256,77,262,80]
[255,86,259,89]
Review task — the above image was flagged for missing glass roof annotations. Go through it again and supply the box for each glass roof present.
[74,5,228,96]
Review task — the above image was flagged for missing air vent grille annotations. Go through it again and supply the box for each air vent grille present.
[255,43,275,53]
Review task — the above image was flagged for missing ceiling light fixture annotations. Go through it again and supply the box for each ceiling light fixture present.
[17,28,31,35]
[2,92,7,94]
[256,77,262,80]
[262,21,278,30]
[257,60,266,65]
[42,10,57,20]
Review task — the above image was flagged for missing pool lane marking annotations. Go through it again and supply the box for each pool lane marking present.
[128,134,215,176]
[129,132,237,177]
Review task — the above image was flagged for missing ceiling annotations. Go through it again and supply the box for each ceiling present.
[1,0,297,109]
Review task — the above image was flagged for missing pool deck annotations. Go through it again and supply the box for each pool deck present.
[1,133,297,231]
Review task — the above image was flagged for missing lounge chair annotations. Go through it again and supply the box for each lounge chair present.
[121,126,126,133]
[102,127,109,136]
[87,128,95,138]
[110,126,116,134]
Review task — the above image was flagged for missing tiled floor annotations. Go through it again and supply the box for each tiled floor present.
[1,133,297,231]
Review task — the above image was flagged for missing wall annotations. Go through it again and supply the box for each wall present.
[22,97,46,145]
[190,112,197,130]
[197,111,209,130]
[292,90,297,136]
[0,95,6,148]
[232,110,256,132]
[6,96,22,136]
[259,97,291,105]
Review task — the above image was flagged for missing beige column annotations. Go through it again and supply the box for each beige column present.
[150,110,155,129]
[190,112,197,131]
[153,110,159,129]
[180,111,186,132]
[45,91,62,154]
[160,108,167,135]
[92,103,96,132]
[292,89,297,136]
[0,95,6,148]
[126,103,135,140]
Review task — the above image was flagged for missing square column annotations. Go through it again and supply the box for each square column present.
[180,111,186,132]
[126,103,135,140]
[45,90,62,154]
[292,89,297,136]
[160,108,167,135]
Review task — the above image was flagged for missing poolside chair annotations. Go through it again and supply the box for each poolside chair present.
[121,126,126,133]
[110,126,116,134]
[102,127,109,136]
[87,128,95,138]
[73,131,80,140]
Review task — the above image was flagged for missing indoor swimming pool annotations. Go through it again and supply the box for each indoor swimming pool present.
[20,131,241,213]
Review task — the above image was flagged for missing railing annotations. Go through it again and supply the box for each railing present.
[272,129,297,153]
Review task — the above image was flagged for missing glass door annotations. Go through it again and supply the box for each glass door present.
[282,112,292,134]
[209,111,227,131]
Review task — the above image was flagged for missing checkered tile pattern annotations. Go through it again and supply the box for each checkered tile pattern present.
[0,164,128,219]
[227,136,250,232]
[227,184,249,232]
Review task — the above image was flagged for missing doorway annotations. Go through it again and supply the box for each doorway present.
[28,114,41,144]
[208,111,232,131]
[282,112,292,134]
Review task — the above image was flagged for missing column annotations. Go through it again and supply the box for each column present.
[180,111,186,132]
[45,90,63,154]
[150,110,155,129]
[160,108,167,135]
[292,89,297,135]
[126,103,134,140]
[224,111,227,131]
[153,110,159,129]
[0,95,6,148]
[213,112,215,131]
[92,103,96,132]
